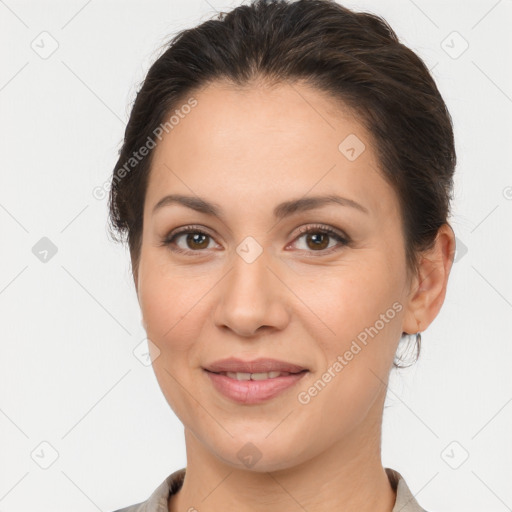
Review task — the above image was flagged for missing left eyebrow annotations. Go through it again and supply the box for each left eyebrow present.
[151,193,370,219]
[273,194,369,218]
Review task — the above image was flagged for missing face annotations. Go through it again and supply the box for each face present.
[136,80,415,471]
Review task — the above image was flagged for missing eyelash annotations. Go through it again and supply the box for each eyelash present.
[161,223,350,257]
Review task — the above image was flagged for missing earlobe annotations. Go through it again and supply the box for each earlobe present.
[402,223,456,335]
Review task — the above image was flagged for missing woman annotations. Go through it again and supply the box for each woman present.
[109,0,456,510]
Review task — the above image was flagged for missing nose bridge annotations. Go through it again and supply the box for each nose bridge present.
[214,243,289,336]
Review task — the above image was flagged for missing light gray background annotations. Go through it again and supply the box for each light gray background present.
[1,1,511,511]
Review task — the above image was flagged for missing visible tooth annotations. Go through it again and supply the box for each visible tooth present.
[223,371,288,380]
[225,371,251,380]
[250,372,269,380]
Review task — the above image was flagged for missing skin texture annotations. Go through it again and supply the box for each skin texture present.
[134,80,455,512]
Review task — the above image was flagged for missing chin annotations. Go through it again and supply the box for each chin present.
[206,433,309,473]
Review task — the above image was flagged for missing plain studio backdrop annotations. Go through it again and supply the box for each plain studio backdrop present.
[1,1,511,511]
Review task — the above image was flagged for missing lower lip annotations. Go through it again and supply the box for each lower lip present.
[204,370,308,404]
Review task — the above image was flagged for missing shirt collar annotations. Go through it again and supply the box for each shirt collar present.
[120,466,427,512]
[386,467,427,512]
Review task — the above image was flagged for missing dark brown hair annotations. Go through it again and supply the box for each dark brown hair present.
[108,0,456,367]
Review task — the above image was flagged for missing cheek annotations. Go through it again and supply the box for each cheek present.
[300,261,401,347]
[301,259,403,414]
[137,253,197,354]
[137,256,206,419]
[295,276,401,441]
[137,254,223,383]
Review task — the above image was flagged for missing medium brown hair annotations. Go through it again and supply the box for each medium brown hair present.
[108,0,456,367]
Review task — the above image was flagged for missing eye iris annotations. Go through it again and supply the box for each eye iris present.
[187,233,209,249]
[306,232,329,250]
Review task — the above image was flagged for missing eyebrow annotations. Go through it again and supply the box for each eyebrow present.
[152,193,369,219]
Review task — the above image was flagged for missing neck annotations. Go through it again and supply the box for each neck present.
[169,395,396,512]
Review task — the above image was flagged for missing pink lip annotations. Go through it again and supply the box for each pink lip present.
[204,357,307,374]
[205,370,307,404]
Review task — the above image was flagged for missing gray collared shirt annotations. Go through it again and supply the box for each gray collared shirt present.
[112,467,428,512]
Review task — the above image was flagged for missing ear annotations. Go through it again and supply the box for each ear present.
[402,223,456,334]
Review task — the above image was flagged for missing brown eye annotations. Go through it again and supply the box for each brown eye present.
[304,232,330,251]
[183,232,210,250]
[162,224,349,257]
[163,226,217,255]
[291,224,349,254]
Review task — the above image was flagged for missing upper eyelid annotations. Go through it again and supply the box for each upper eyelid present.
[166,224,348,247]
[167,223,345,237]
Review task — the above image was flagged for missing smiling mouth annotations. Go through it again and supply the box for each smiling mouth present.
[203,369,309,404]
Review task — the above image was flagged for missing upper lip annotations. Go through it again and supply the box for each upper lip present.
[204,358,308,374]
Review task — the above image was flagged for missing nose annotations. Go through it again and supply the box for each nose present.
[213,248,291,338]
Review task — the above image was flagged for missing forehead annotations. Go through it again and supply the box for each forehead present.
[158,79,361,154]
[146,80,399,221]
